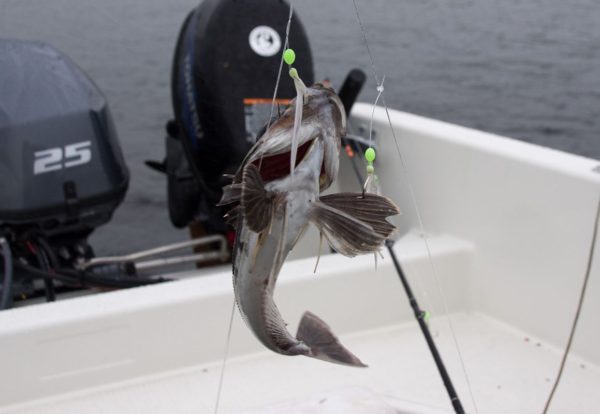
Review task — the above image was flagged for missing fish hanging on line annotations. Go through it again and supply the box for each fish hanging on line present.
[219,82,400,367]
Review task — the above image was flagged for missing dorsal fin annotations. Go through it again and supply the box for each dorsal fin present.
[241,164,273,233]
[218,183,242,206]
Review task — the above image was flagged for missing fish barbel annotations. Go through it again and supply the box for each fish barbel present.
[220,83,400,367]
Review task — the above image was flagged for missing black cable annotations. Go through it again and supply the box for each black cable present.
[21,233,58,302]
[34,236,58,301]
[14,261,85,286]
[13,261,169,289]
[0,237,14,310]
[35,246,56,302]
[34,236,60,267]
[17,232,170,295]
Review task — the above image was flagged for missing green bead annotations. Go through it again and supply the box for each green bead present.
[283,48,296,65]
[366,164,374,174]
[365,147,376,163]
[289,67,298,79]
[424,311,431,324]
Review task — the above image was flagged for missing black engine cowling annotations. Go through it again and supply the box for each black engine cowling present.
[166,0,314,230]
[0,39,129,238]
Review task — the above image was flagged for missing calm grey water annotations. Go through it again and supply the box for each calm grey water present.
[1,0,599,255]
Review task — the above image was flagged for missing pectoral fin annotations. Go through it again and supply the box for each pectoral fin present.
[241,164,273,233]
[320,193,400,238]
[309,193,399,257]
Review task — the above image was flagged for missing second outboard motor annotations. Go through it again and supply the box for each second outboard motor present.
[0,39,130,305]
[0,39,129,247]
[161,0,314,240]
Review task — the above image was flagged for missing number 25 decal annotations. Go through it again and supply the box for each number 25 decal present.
[33,141,92,175]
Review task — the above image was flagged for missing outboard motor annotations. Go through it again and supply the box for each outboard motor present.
[0,39,129,304]
[160,0,314,241]
[0,40,129,236]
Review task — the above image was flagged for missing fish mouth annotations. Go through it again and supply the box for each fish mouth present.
[252,138,324,182]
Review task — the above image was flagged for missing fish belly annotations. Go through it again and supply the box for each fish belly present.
[233,216,302,355]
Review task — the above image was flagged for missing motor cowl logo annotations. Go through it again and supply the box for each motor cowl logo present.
[248,26,281,57]
[33,141,92,175]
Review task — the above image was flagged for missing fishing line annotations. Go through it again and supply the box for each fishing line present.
[255,0,294,175]
[542,196,600,413]
[213,299,236,414]
[368,77,384,148]
[350,1,479,412]
[350,6,436,320]
[265,0,294,135]
[351,137,439,333]
[375,47,480,414]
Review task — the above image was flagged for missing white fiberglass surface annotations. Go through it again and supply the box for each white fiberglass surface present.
[347,104,600,365]
[2,313,598,414]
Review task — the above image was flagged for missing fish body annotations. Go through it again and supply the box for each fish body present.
[220,84,400,367]
[234,139,324,358]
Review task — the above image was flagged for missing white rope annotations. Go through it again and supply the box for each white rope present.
[542,196,600,413]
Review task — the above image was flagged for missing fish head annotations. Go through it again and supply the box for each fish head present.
[304,83,347,136]
[303,83,346,190]
[226,84,346,195]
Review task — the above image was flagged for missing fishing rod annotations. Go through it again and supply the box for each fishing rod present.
[338,71,465,414]
[385,241,465,414]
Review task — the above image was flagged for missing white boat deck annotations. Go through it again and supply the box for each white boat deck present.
[3,312,598,414]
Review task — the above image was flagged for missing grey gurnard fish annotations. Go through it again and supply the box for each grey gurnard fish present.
[219,83,400,367]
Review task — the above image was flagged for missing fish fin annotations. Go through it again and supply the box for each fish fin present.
[223,205,241,227]
[268,202,288,281]
[241,164,273,233]
[218,183,242,206]
[296,311,367,367]
[313,232,323,274]
[309,199,390,257]
[319,193,400,239]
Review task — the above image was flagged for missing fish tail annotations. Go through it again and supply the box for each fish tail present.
[296,311,367,367]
